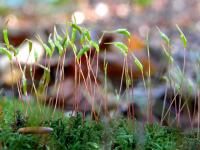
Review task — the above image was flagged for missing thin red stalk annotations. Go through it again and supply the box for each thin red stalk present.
[119,58,126,95]
[73,55,78,114]
[61,52,66,117]
[177,47,187,126]
[161,87,168,125]
[198,91,200,137]
[85,53,98,121]
[53,55,63,117]
[146,33,153,124]
[162,92,179,122]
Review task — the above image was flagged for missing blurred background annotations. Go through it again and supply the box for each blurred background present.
[0,0,200,129]
[0,0,200,57]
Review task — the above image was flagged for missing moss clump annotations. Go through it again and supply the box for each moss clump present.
[109,119,136,150]
[144,124,182,150]
[0,130,46,150]
[47,113,103,150]
[0,99,199,149]
[0,99,62,129]
[180,133,200,150]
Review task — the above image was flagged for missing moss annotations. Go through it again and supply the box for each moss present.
[0,130,46,150]
[110,119,136,150]
[0,98,62,129]
[47,113,103,150]
[144,124,182,150]
[0,99,199,149]
[180,133,200,150]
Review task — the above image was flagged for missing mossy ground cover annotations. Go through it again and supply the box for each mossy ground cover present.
[0,99,199,150]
